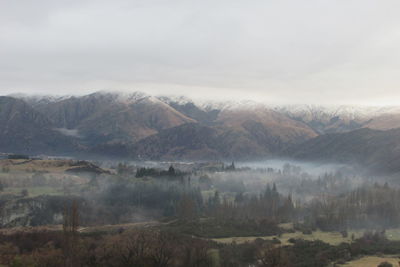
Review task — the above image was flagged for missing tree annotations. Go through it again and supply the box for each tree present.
[199,175,212,190]
[20,189,28,197]
[168,165,176,176]
[63,200,79,267]
[182,239,212,267]
[226,161,235,171]
[150,231,177,267]
[258,245,290,267]
[178,194,197,221]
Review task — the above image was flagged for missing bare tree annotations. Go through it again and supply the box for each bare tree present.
[63,200,79,267]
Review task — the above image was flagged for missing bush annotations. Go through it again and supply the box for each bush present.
[378,262,393,267]
[20,189,28,197]
[302,229,312,235]
[341,230,348,238]
[7,154,29,160]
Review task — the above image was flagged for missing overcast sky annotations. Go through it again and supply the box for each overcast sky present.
[1,0,400,105]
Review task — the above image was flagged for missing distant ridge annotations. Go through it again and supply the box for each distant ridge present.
[3,91,400,167]
[287,127,400,174]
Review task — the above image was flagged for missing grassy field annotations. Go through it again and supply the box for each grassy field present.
[340,255,400,266]
[384,229,400,241]
[211,220,400,245]
[212,221,357,245]
[0,159,75,173]
[213,228,400,246]
[212,230,360,245]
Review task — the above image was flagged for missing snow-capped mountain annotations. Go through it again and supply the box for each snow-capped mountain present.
[6,90,400,159]
[273,104,400,133]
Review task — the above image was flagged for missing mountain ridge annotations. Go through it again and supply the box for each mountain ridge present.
[4,91,400,166]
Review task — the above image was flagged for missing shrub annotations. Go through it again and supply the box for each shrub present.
[378,262,393,267]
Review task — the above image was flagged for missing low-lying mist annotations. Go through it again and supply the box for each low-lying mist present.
[1,157,399,231]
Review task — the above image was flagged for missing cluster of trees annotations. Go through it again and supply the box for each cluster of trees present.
[116,163,135,175]
[153,183,295,238]
[6,154,30,160]
[304,183,400,231]
[1,226,400,267]
[135,165,184,179]
[0,229,217,267]
[205,184,294,223]
[292,171,355,197]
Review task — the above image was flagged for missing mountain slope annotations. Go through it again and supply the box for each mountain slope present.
[364,108,400,130]
[130,116,317,161]
[131,123,221,160]
[216,106,318,146]
[160,97,220,126]
[288,128,400,173]
[15,91,400,163]
[157,98,319,158]
[0,97,77,154]
[131,123,267,160]
[35,92,195,145]
[275,105,375,134]
[25,92,318,159]
[276,105,400,134]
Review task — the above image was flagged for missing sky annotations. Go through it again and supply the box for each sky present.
[1,0,400,105]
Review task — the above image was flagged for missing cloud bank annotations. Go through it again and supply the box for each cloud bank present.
[1,0,400,105]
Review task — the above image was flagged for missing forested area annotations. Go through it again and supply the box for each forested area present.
[1,160,400,266]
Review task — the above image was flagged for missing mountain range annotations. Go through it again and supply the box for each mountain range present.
[2,91,400,172]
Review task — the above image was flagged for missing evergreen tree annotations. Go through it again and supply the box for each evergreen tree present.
[168,165,176,176]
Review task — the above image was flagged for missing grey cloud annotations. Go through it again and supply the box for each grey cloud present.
[1,0,400,105]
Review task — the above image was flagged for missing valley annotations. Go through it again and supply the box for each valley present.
[1,156,400,266]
